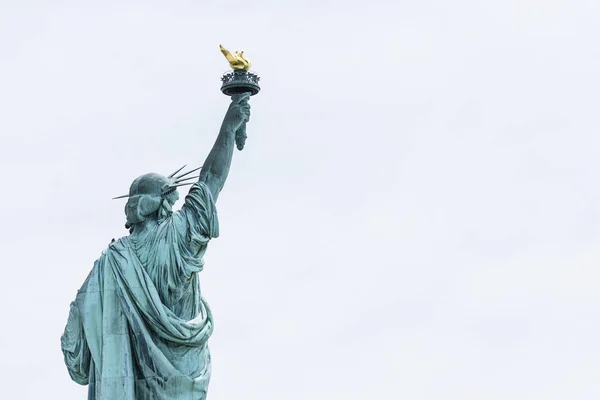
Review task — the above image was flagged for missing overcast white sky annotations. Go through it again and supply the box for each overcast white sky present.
[1,0,599,398]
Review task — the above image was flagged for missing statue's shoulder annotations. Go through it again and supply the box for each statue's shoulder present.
[103,236,131,255]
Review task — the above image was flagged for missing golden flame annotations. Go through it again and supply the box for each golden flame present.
[219,44,252,71]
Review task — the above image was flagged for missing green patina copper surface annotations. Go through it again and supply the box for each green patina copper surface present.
[61,92,252,399]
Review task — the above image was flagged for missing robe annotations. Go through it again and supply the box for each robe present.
[61,181,219,399]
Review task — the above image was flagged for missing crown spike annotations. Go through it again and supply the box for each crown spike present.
[168,164,187,178]
[170,182,195,188]
[174,166,202,180]
[174,175,199,184]
[112,194,129,200]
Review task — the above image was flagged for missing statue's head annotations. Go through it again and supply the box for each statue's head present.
[124,173,179,230]
[112,166,200,231]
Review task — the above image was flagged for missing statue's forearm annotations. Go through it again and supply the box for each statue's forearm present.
[198,93,250,201]
[199,121,235,201]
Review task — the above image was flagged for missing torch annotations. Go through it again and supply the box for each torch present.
[219,44,260,150]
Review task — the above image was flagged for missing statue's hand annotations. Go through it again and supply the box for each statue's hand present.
[224,92,251,133]
[224,93,251,150]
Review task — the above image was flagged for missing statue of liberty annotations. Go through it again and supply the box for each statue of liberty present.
[60,81,253,399]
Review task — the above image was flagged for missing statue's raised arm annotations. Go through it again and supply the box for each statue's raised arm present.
[198,92,250,202]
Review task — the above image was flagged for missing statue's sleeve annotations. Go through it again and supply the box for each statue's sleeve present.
[60,301,91,385]
[175,181,220,257]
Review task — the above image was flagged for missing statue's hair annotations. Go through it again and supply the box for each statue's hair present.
[124,195,163,229]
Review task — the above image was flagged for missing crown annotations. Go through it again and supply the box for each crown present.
[112,165,201,200]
